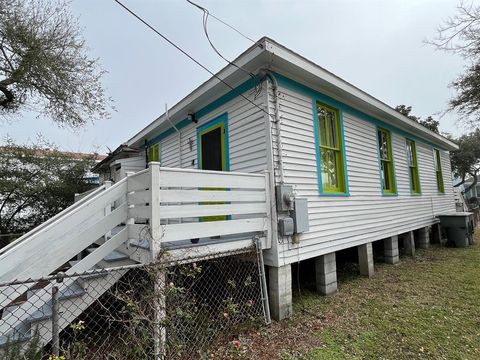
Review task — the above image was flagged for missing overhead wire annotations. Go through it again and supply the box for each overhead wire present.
[113,0,272,120]
[186,0,259,45]
[185,0,262,98]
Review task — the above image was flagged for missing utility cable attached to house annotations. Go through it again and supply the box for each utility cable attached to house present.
[112,0,273,121]
[186,0,259,45]
[185,0,262,98]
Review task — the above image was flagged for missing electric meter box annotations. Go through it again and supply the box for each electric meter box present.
[292,198,309,233]
[278,217,294,236]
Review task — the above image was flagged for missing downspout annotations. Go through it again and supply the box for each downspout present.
[165,103,182,167]
[263,71,285,184]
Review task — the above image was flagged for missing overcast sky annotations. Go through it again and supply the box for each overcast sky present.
[0,0,467,154]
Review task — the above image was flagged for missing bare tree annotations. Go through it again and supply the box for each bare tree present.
[0,0,111,127]
[428,1,480,127]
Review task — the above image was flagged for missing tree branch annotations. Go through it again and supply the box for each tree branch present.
[0,43,15,72]
[0,82,14,107]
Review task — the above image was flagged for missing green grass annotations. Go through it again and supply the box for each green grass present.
[284,237,480,360]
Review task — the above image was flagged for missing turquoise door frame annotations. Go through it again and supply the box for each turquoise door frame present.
[196,113,230,171]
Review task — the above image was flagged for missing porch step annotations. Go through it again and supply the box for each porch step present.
[0,323,30,347]
[27,280,83,323]
[85,248,137,268]
[129,238,150,250]
[0,280,86,348]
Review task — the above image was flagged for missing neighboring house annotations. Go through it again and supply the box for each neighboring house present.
[0,37,459,349]
[92,144,144,183]
[463,176,480,199]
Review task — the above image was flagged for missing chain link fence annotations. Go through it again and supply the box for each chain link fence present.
[0,246,268,359]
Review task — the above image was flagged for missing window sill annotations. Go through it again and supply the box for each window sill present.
[318,192,350,197]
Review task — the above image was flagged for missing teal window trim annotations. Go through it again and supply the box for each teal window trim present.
[146,72,450,166]
[312,99,349,196]
[196,112,230,171]
[406,138,421,195]
[272,72,451,152]
[376,127,398,196]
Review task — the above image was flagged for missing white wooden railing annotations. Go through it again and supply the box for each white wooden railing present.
[127,163,272,258]
[0,163,272,313]
[0,184,107,258]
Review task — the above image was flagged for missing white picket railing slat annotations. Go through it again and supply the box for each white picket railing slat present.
[159,168,265,189]
[158,203,267,219]
[160,218,267,242]
[159,189,265,203]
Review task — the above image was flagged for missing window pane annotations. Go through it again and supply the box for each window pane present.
[318,107,328,146]
[318,105,339,149]
[327,110,337,148]
[406,141,414,166]
[379,130,389,160]
[382,161,391,191]
[321,149,338,190]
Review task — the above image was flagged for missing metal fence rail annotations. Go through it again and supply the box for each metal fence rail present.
[0,247,267,359]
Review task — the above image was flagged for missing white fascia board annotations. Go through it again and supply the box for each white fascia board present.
[126,40,268,148]
[263,38,458,151]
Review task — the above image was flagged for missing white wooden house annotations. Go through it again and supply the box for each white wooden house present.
[0,37,458,346]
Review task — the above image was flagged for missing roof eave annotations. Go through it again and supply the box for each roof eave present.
[263,38,458,151]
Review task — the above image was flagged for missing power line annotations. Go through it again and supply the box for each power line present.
[185,0,262,98]
[112,0,271,120]
[185,0,260,46]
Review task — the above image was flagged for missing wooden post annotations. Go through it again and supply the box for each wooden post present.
[147,162,165,359]
[104,180,113,243]
[149,162,162,261]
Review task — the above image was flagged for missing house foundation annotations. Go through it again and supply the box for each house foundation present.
[403,231,415,256]
[315,253,337,295]
[431,223,442,244]
[418,227,430,249]
[384,236,399,264]
[268,264,292,321]
[358,243,374,277]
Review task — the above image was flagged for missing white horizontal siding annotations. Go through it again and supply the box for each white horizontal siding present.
[157,85,268,174]
[272,84,456,265]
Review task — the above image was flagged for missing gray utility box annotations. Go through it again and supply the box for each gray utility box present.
[438,212,474,248]
[292,198,309,233]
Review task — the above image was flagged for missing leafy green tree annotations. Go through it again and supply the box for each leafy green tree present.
[0,0,111,126]
[0,138,98,247]
[449,129,480,192]
[428,2,480,127]
[394,105,440,133]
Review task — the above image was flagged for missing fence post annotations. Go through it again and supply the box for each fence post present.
[147,162,165,359]
[255,236,271,325]
[51,272,64,356]
[149,162,162,260]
